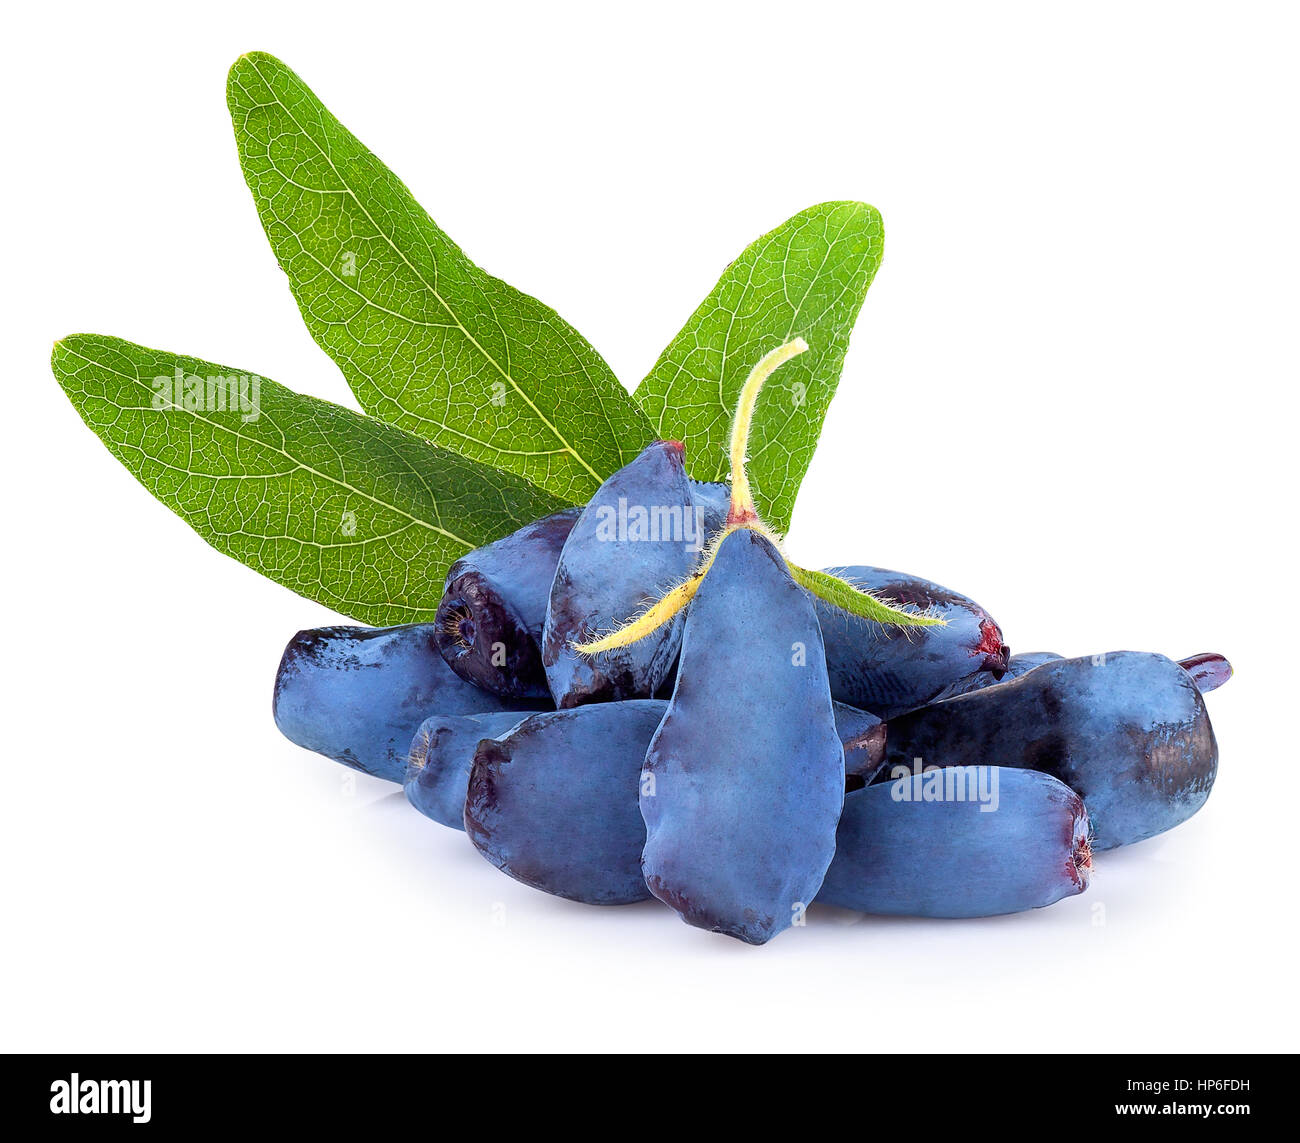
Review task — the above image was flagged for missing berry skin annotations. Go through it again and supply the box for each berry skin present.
[434,508,581,699]
[835,702,887,786]
[465,702,668,905]
[687,479,730,535]
[812,566,1008,718]
[926,652,1065,703]
[819,767,1091,917]
[405,711,533,828]
[273,624,549,782]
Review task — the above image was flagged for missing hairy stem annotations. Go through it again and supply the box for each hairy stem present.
[728,338,808,523]
[573,337,942,656]
[571,538,722,653]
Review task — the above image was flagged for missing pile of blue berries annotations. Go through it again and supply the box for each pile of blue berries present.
[274,344,1228,945]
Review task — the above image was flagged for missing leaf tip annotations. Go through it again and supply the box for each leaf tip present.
[228,51,286,96]
[232,50,280,69]
[51,335,83,373]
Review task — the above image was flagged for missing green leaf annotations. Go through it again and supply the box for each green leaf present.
[226,51,653,503]
[52,334,567,626]
[786,564,945,628]
[634,202,884,534]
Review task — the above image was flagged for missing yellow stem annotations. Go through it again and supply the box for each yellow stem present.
[573,339,835,657]
[728,338,808,520]
[571,533,725,654]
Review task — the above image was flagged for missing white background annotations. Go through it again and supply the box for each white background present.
[3,1,1295,1053]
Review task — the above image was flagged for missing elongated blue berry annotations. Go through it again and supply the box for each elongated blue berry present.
[464,702,667,905]
[819,767,1091,917]
[642,529,844,944]
[273,624,548,782]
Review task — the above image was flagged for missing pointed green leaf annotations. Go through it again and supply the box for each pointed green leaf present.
[787,564,945,628]
[226,51,653,502]
[634,202,884,534]
[52,334,566,626]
